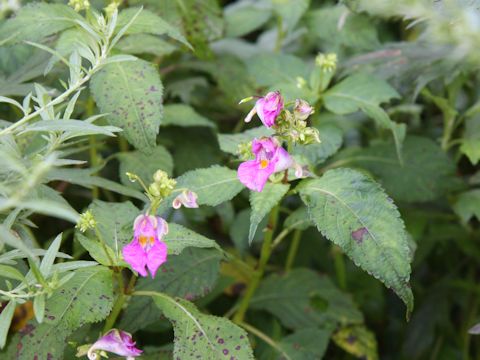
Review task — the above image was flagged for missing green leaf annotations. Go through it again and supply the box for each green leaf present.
[306,5,379,51]
[119,145,173,189]
[39,233,62,276]
[0,3,81,45]
[249,183,289,243]
[0,264,25,282]
[292,124,343,166]
[117,7,190,47]
[332,325,379,360]
[271,0,310,32]
[333,136,457,202]
[151,293,254,359]
[164,223,221,255]
[248,53,309,87]
[224,2,272,37]
[76,233,117,266]
[460,115,480,165]
[20,120,121,139]
[0,300,15,349]
[251,268,363,329]
[7,266,113,359]
[90,59,163,153]
[163,104,215,128]
[173,166,244,207]
[33,294,45,323]
[218,126,274,155]
[116,34,177,57]
[298,168,413,313]
[453,189,480,224]
[88,200,139,251]
[323,73,403,161]
[120,247,222,332]
[278,327,333,360]
[284,207,313,230]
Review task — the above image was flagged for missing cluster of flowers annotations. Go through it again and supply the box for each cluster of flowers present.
[77,92,317,359]
[237,91,318,192]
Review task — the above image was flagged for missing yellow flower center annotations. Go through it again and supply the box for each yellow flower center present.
[260,159,269,169]
[139,236,154,247]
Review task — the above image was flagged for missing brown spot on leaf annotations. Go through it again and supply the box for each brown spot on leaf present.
[351,227,368,243]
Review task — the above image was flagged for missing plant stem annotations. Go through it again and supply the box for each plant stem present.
[238,321,292,360]
[333,245,347,290]
[274,16,284,53]
[233,205,279,324]
[285,229,302,272]
[102,274,137,332]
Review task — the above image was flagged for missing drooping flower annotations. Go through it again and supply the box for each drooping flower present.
[87,329,142,360]
[245,91,284,128]
[172,190,199,209]
[237,137,293,192]
[122,214,168,278]
[294,99,314,120]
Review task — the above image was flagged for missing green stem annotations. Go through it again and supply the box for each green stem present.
[333,246,347,290]
[103,292,125,332]
[233,206,280,324]
[237,321,292,360]
[89,136,100,199]
[118,136,129,153]
[94,225,115,267]
[441,114,456,151]
[274,16,284,53]
[285,230,302,272]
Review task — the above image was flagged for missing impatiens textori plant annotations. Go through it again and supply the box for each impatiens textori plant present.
[5,0,480,358]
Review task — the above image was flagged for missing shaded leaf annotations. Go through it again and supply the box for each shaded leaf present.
[164,223,220,255]
[218,126,274,155]
[163,104,215,128]
[332,325,379,360]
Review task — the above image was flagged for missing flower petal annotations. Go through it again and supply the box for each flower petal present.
[146,240,168,278]
[238,160,274,192]
[122,240,148,277]
[88,329,142,359]
[273,146,293,172]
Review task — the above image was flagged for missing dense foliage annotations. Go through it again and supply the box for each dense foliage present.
[0,0,479,359]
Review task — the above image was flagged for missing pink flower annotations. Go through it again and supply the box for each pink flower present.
[238,137,293,192]
[87,329,142,360]
[122,214,168,278]
[245,91,284,128]
[294,99,314,120]
[172,190,199,209]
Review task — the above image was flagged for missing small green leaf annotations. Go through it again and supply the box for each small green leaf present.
[298,168,413,314]
[39,233,62,277]
[163,104,215,128]
[164,224,221,255]
[453,189,480,224]
[279,327,333,360]
[248,53,309,87]
[33,294,45,323]
[249,183,289,243]
[0,300,15,349]
[90,59,163,153]
[224,2,272,37]
[332,325,379,360]
[151,293,254,359]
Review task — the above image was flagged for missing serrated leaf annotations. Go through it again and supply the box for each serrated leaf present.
[90,59,163,153]
[334,136,457,202]
[323,74,403,159]
[0,3,81,45]
[162,104,215,128]
[278,327,333,360]
[116,34,177,57]
[6,266,113,359]
[164,223,220,255]
[224,1,272,37]
[453,189,480,224]
[248,53,309,87]
[249,183,289,243]
[298,168,413,313]
[151,293,254,359]
[119,145,173,189]
[218,126,274,155]
[120,247,222,332]
[0,300,15,348]
[271,0,310,31]
[251,269,363,329]
[117,7,190,47]
[306,5,379,51]
[172,166,244,207]
[292,124,343,166]
[332,325,379,360]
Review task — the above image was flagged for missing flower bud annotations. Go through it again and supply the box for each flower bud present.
[76,210,96,233]
[294,99,314,121]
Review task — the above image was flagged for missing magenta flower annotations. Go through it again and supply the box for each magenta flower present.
[238,137,293,192]
[87,329,142,360]
[294,99,314,120]
[122,214,168,278]
[172,190,199,209]
[245,91,284,127]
